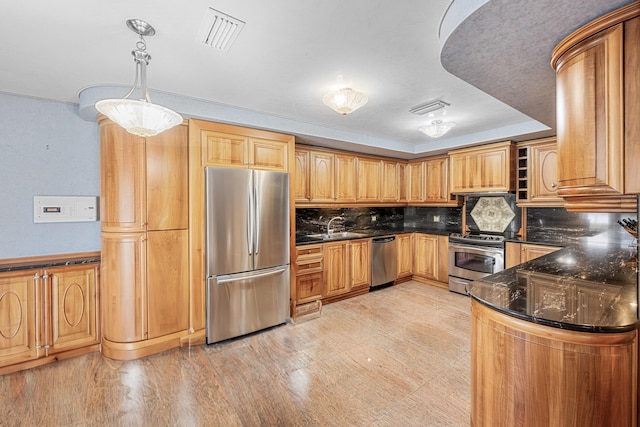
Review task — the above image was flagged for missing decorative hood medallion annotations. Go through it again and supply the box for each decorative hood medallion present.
[470,197,515,232]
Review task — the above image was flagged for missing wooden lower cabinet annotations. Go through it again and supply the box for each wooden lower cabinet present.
[323,241,349,298]
[295,244,324,304]
[349,239,370,290]
[505,242,562,268]
[471,299,637,426]
[396,234,413,279]
[101,229,190,359]
[413,233,448,284]
[0,261,100,374]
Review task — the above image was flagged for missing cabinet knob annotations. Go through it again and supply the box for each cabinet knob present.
[551,183,557,188]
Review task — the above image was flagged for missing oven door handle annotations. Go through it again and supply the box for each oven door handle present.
[449,244,503,254]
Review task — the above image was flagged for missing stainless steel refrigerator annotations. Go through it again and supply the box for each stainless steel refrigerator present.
[205,167,290,344]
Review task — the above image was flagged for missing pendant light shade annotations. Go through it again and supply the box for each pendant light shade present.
[419,120,456,138]
[95,19,182,137]
[322,87,368,115]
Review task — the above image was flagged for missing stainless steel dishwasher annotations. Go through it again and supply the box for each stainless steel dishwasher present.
[370,235,397,289]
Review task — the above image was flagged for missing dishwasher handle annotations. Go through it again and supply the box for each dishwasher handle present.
[372,236,396,244]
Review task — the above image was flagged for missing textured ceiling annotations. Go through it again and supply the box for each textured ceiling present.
[440,0,635,138]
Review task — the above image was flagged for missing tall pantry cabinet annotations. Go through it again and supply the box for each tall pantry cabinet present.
[99,117,191,360]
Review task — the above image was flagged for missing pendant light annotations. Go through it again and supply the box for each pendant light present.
[95,19,182,137]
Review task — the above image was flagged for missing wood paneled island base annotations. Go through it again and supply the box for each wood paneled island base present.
[471,299,637,427]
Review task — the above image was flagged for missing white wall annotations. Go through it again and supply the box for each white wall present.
[0,92,100,259]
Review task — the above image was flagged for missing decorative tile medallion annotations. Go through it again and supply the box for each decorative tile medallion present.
[470,196,515,232]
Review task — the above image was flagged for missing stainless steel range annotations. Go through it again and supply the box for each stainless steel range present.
[448,233,505,295]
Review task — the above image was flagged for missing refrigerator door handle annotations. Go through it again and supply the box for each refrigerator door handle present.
[215,265,289,284]
[247,185,254,255]
[254,184,260,254]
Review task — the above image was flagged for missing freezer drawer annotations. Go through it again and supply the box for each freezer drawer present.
[206,265,289,344]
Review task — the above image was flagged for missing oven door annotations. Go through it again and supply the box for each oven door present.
[448,243,504,281]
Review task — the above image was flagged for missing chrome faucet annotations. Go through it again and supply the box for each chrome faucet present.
[327,216,344,235]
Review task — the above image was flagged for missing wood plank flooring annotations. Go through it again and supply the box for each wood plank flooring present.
[0,281,471,426]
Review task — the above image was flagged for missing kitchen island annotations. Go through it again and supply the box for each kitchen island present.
[468,242,638,426]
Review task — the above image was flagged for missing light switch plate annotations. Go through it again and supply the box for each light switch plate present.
[34,196,98,223]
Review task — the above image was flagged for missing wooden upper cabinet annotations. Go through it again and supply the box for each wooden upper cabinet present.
[310,151,335,203]
[424,156,450,203]
[99,118,146,232]
[408,161,425,202]
[449,141,516,194]
[397,162,408,203]
[146,124,189,231]
[554,25,624,197]
[335,154,357,203]
[517,138,564,207]
[192,119,291,171]
[357,158,382,202]
[381,161,399,202]
[294,149,310,203]
[551,4,640,212]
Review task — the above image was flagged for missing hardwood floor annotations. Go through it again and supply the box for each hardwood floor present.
[0,281,471,426]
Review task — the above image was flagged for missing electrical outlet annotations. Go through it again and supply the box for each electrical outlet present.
[371,215,377,222]
[433,215,440,222]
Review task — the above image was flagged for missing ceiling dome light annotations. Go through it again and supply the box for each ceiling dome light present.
[419,120,456,138]
[95,19,182,137]
[322,87,368,115]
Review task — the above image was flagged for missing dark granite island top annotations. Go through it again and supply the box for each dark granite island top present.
[468,242,638,333]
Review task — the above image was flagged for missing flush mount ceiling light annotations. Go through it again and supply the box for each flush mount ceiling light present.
[95,19,183,137]
[322,87,368,115]
[419,120,456,138]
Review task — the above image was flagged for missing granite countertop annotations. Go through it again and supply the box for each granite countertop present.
[468,242,638,333]
[295,227,452,245]
[0,255,101,273]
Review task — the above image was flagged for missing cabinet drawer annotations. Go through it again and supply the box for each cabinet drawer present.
[296,244,323,258]
[296,260,323,275]
[296,272,323,303]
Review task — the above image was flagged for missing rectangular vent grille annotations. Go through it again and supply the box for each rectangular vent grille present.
[198,8,245,52]
[409,100,450,115]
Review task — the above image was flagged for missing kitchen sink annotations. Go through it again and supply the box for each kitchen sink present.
[306,232,368,241]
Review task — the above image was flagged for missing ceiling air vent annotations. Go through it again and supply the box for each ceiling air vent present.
[409,99,450,115]
[197,8,245,52]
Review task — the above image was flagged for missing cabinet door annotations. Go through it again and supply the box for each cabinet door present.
[555,24,624,196]
[335,154,357,203]
[249,138,288,171]
[0,271,38,366]
[396,234,413,278]
[146,230,189,339]
[530,142,561,203]
[47,264,99,352]
[424,157,449,203]
[310,152,335,202]
[101,232,146,343]
[146,124,188,231]
[294,150,310,203]
[357,158,382,202]
[296,273,323,303]
[505,242,522,269]
[323,242,349,297]
[408,162,425,202]
[521,244,561,263]
[413,234,439,280]
[397,163,408,203]
[99,119,146,232]
[349,239,371,289]
[381,161,399,202]
[450,142,515,193]
[200,130,249,168]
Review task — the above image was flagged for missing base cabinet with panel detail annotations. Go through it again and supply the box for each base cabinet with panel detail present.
[396,234,413,280]
[413,233,449,286]
[0,260,100,375]
[505,242,562,269]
